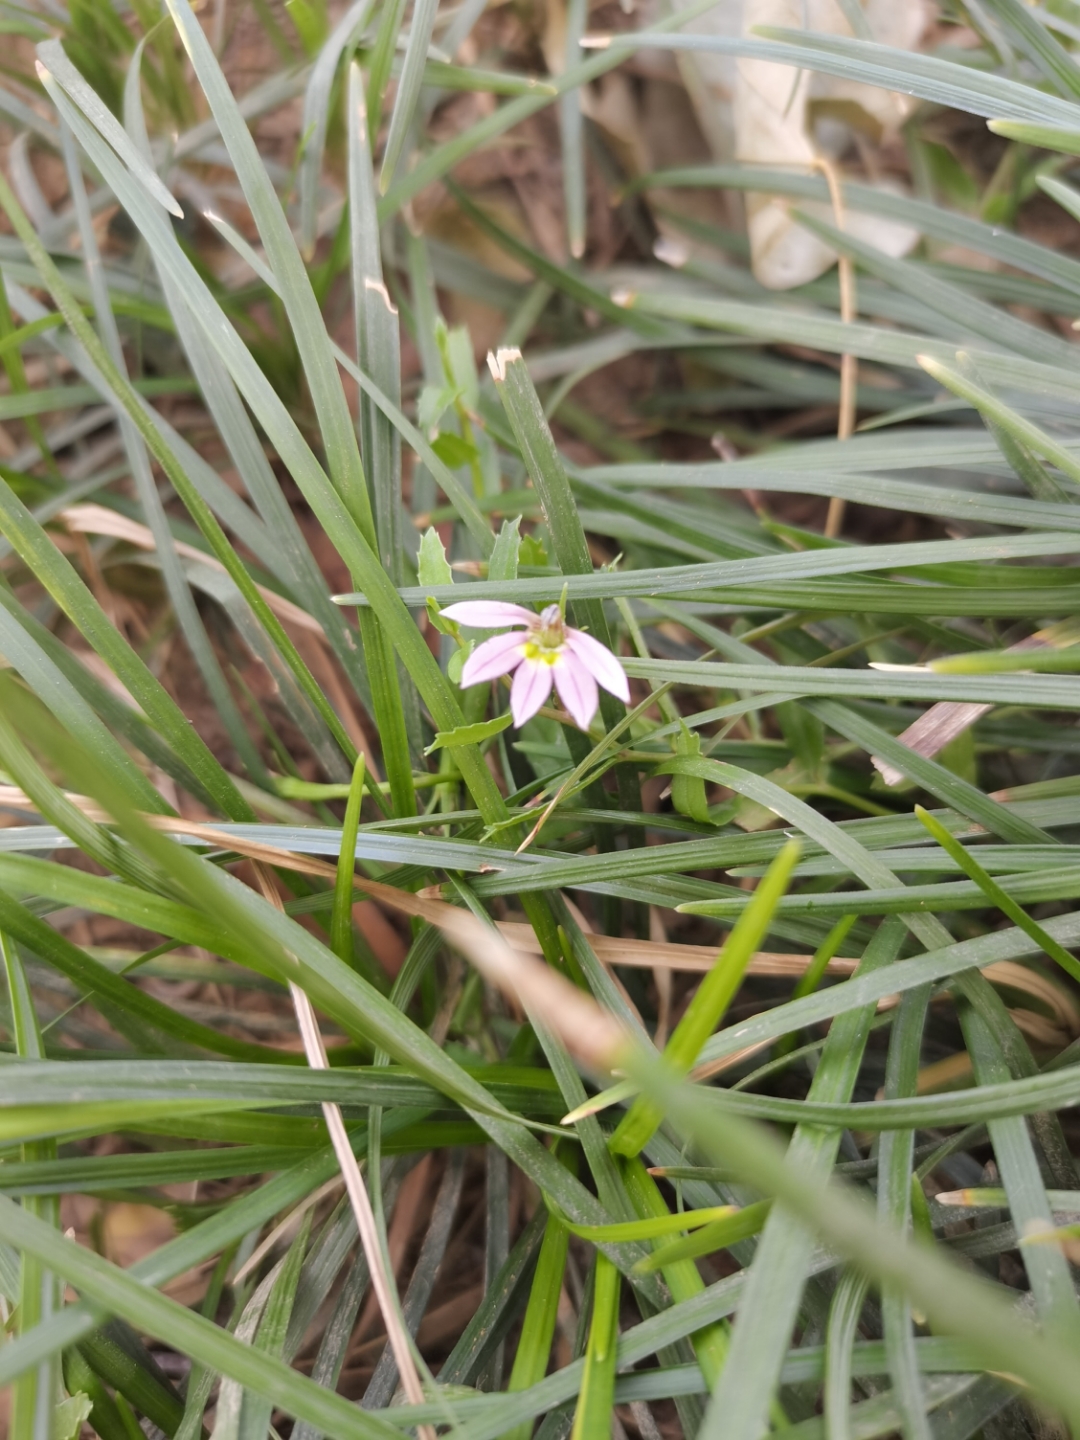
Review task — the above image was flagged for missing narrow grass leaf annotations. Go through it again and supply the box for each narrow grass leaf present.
[570,1253,620,1440]
[610,839,801,1157]
[502,1211,569,1440]
[379,0,439,190]
[914,806,1080,985]
[332,754,367,967]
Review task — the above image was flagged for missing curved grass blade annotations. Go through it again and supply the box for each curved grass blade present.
[977,0,1080,99]
[163,0,417,816]
[58,116,268,788]
[0,593,170,816]
[35,38,183,217]
[0,451,250,822]
[3,137,358,791]
[878,983,933,1440]
[583,26,1080,127]
[609,838,801,1158]
[632,1199,772,1274]
[914,805,1080,988]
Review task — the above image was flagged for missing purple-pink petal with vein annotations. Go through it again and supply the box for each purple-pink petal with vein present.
[510,657,554,727]
[564,629,630,701]
[440,601,535,629]
[553,652,599,730]
[460,632,527,687]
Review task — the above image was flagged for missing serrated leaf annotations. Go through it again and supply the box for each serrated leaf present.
[426,714,513,754]
[418,527,454,587]
[52,1392,92,1440]
[489,517,521,583]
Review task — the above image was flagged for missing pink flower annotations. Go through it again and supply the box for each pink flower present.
[441,600,630,730]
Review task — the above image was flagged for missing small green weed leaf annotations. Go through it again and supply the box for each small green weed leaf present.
[418,528,454,587]
[671,725,710,825]
[418,382,462,433]
[489,518,521,583]
[518,533,548,567]
[52,1392,92,1440]
[426,714,513,754]
[447,643,472,685]
[431,432,480,470]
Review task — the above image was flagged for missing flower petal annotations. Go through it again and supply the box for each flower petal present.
[510,657,554,727]
[440,601,535,629]
[460,632,527,686]
[553,652,599,730]
[564,629,630,702]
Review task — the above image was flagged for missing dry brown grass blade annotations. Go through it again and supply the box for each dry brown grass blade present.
[497,921,859,976]
[250,863,435,1437]
[872,629,1058,786]
[59,504,324,634]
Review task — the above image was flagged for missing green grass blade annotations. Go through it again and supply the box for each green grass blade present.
[631,1200,772,1273]
[162,0,420,815]
[57,116,268,789]
[503,1210,569,1440]
[364,0,407,135]
[0,208,254,821]
[698,917,906,1440]
[970,0,1080,99]
[297,0,375,255]
[824,1270,871,1440]
[914,806,1080,985]
[878,984,934,1440]
[918,352,1080,487]
[374,0,802,221]
[570,1253,619,1440]
[560,0,587,259]
[36,37,183,217]
[958,997,1080,1338]
[348,62,403,585]
[5,132,360,791]
[610,838,801,1158]
[332,754,367,966]
[379,0,439,191]
[588,26,1080,126]
[2,928,60,1440]
[0,590,171,815]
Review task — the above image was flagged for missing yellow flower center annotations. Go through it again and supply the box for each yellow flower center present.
[523,640,561,666]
